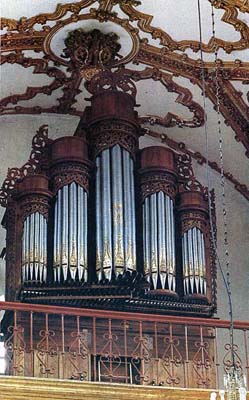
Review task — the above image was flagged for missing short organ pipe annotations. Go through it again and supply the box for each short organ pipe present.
[178,190,210,298]
[142,192,176,291]
[182,227,207,295]
[21,212,47,283]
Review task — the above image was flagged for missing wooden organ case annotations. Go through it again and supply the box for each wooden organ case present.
[0,29,217,386]
[1,88,217,315]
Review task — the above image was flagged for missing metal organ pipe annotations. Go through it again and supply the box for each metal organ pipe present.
[101,149,113,280]
[21,212,48,283]
[138,147,177,293]
[85,90,140,280]
[111,145,124,275]
[142,191,176,291]
[53,183,88,283]
[51,136,91,284]
[182,227,207,295]
[95,145,136,280]
[178,191,209,297]
[150,193,158,289]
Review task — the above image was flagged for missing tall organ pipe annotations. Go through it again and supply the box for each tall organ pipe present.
[101,149,113,280]
[111,145,124,275]
[178,191,209,297]
[138,147,177,292]
[95,145,136,280]
[85,90,140,280]
[51,136,91,283]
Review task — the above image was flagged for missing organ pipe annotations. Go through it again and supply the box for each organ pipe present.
[150,193,158,289]
[182,227,206,295]
[95,145,136,280]
[143,197,150,282]
[96,157,102,280]
[50,136,91,283]
[178,190,209,298]
[21,212,47,283]
[139,146,177,293]
[101,149,113,280]
[53,182,88,282]
[142,192,176,291]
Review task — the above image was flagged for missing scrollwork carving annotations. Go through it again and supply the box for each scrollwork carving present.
[85,68,137,98]
[176,153,208,197]
[0,125,51,207]
[0,53,68,113]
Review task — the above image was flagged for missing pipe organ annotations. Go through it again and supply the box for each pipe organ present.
[22,212,47,283]
[50,136,91,283]
[85,91,140,280]
[178,191,210,298]
[138,147,178,293]
[53,183,88,282]
[95,145,136,280]
[1,86,216,316]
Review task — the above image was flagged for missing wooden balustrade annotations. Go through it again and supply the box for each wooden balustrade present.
[0,301,248,390]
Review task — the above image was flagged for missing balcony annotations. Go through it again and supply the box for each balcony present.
[0,301,248,399]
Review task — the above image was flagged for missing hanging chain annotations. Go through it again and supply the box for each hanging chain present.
[211,2,235,365]
[211,5,230,283]
[197,0,235,365]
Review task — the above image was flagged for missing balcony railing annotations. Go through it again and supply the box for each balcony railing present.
[0,301,248,390]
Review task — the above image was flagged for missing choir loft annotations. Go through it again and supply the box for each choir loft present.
[0,1,249,399]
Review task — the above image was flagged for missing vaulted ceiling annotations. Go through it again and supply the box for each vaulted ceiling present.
[1,0,249,204]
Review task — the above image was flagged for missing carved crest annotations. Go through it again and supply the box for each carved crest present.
[62,29,121,78]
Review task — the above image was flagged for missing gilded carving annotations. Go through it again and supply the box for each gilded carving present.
[62,29,121,76]
[1,0,249,162]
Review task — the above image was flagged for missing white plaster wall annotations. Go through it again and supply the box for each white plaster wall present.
[192,159,249,321]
